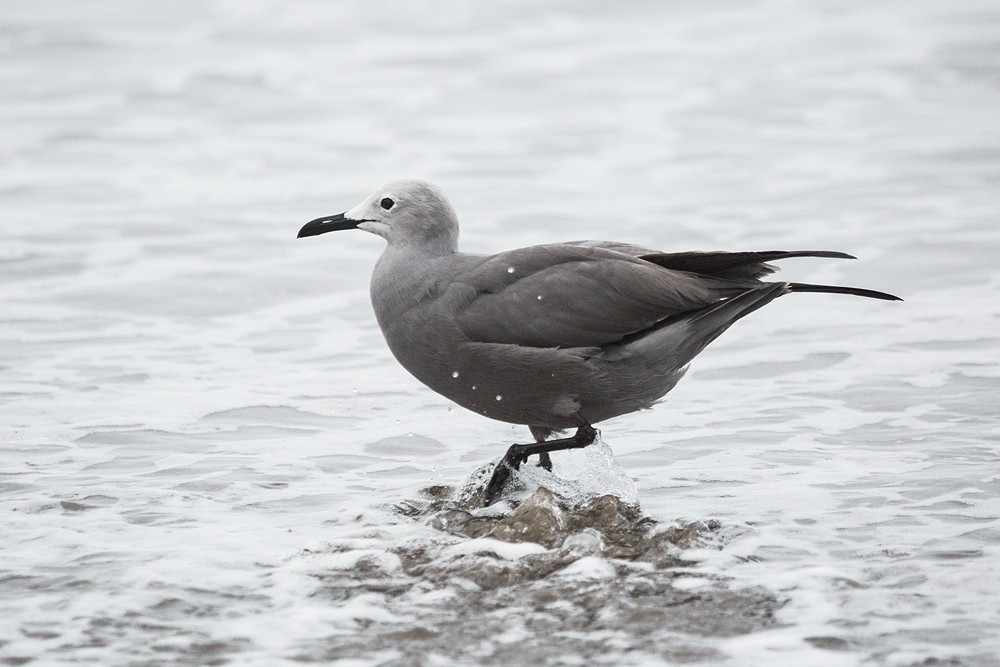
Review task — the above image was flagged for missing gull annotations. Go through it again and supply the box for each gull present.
[298,180,901,504]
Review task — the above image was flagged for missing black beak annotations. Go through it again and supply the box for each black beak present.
[297,212,360,238]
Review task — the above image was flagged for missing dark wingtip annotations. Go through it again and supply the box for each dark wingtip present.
[788,282,903,301]
[808,251,857,260]
[776,250,857,260]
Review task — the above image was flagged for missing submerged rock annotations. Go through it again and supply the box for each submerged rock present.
[488,487,566,548]
[403,482,715,573]
[303,492,778,665]
[295,474,783,666]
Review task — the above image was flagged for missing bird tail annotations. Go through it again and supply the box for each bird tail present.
[670,282,791,361]
[788,282,902,301]
[666,279,901,365]
[687,282,789,330]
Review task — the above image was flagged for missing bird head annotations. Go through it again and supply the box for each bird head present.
[298,179,459,254]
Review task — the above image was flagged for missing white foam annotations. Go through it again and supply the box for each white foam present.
[439,538,548,560]
[555,556,617,579]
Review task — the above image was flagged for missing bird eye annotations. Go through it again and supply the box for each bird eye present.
[380,197,395,210]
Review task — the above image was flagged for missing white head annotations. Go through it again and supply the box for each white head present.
[298,179,459,255]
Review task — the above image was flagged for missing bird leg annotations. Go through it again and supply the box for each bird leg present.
[529,426,554,471]
[483,413,597,505]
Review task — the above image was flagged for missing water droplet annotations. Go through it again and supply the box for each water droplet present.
[451,371,460,378]
[495,395,503,401]
[507,266,516,274]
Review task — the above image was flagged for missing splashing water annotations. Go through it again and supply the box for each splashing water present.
[455,437,639,510]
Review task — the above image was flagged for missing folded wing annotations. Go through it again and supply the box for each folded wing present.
[453,244,748,348]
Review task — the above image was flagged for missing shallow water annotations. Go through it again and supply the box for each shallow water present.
[3,1,1000,665]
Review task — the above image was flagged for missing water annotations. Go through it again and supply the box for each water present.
[2,1,999,665]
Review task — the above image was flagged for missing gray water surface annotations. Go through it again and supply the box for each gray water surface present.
[2,2,999,665]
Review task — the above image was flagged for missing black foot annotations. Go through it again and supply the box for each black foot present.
[482,414,598,506]
[484,449,525,505]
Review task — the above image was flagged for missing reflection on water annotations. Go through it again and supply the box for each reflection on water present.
[3,0,1000,665]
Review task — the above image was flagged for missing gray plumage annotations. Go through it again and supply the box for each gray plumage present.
[299,179,901,443]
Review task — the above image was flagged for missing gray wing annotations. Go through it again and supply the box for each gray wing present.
[452,244,744,348]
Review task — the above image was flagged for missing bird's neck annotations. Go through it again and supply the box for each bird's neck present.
[392,230,458,257]
[370,244,452,321]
